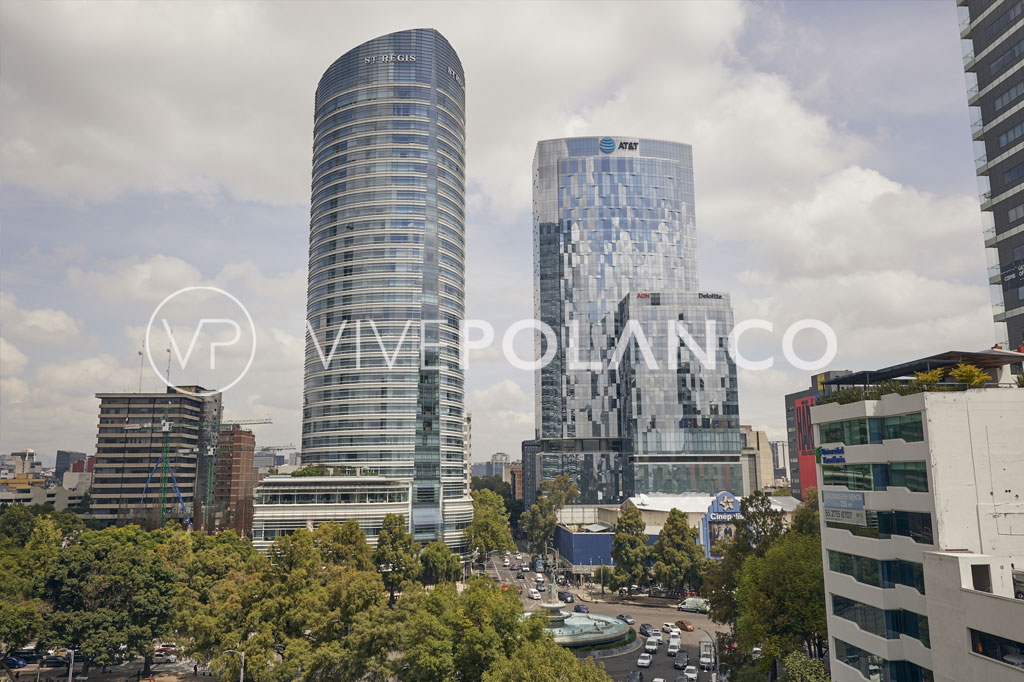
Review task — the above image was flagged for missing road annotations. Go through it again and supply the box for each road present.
[485,552,721,682]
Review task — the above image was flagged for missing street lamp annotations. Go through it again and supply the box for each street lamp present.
[223,649,245,682]
[697,628,720,682]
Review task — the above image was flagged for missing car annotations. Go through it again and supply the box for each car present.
[681,666,699,682]
[638,623,655,637]
[558,590,574,603]
[626,672,643,682]
[637,653,653,668]
[652,679,665,682]
[502,558,510,567]
[651,630,664,644]
[667,641,680,657]
[13,650,39,664]
[573,604,589,613]
[644,637,659,654]
[515,552,522,560]
[41,656,68,668]
[673,652,690,669]
[516,571,525,580]
[752,646,763,660]
[617,613,634,624]
[501,583,510,590]
[153,652,178,664]
[668,627,681,639]
[675,620,694,632]
[3,658,26,669]
[699,653,714,671]
[528,588,541,600]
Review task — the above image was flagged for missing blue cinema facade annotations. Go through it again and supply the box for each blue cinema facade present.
[254,29,472,552]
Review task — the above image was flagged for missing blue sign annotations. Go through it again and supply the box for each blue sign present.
[599,137,616,154]
[822,491,864,511]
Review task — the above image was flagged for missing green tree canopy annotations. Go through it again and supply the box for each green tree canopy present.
[780,651,829,682]
[464,489,515,557]
[482,638,612,682]
[610,506,649,589]
[651,508,705,594]
[789,489,820,537]
[374,514,421,605]
[736,532,827,668]
[420,540,463,586]
[520,474,578,557]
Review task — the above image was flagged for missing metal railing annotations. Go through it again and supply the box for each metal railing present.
[964,50,976,67]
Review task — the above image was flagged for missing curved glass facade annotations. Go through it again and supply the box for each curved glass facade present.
[303,29,470,549]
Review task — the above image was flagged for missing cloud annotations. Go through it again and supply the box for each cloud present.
[0,337,29,377]
[0,292,82,345]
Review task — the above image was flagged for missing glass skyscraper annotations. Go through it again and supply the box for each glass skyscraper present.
[293,28,472,550]
[530,136,745,502]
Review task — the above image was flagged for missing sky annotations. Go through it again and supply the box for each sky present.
[0,1,993,467]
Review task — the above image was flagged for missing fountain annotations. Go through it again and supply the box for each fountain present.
[535,580,631,648]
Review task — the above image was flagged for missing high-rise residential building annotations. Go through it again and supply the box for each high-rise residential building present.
[55,450,86,481]
[504,461,523,500]
[214,425,257,533]
[262,28,472,551]
[531,136,742,502]
[740,425,775,490]
[959,0,1024,353]
[814,349,1024,682]
[521,438,542,507]
[784,370,850,500]
[92,387,221,527]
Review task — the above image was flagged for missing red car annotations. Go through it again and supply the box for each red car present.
[501,583,510,590]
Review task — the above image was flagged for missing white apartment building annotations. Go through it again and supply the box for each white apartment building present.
[813,350,1024,682]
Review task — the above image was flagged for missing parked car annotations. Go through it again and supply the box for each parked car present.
[681,666,699,682]
[617,614,634,624]
[3,658,26,669]
[637,653,652,668]
[40,656,68,668]
[673,651,690,668]
[558,590,574,603]
[153,652,178,664]
[675,619,694,632]
[626,672,643,682]
[573,604,589,613]
[502,558,510,567]
[13,649,39,664]
[528,588,541,600]
[638,623,656,637]
[667,641,680,657]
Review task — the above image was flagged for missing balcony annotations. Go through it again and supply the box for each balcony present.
[977,153,989,174]
[961,15,972,38]
[983,225,997,245]
[967,83,980,101]
[964,50,977,70]
[980,189,992,205]
[972,119,985,139]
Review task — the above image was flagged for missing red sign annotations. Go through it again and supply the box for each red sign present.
[636,293,650,298]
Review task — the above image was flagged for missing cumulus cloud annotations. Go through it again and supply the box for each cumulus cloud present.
[0,292,82,345]
[0,337,29,377]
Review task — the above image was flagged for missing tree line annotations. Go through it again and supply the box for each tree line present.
[0,490,610,682]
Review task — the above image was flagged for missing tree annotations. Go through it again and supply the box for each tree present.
[464,489,515,557]
[482,638,612,682]
[420,540,462,586]
[521,475,578,557]
[651,508,705,594]
[914,368,945,385]
[313,520,375,571]
[949,362,992,387]
[0,601,43,682]
[779,651,829,682]
[789,489,819,537]
[703,492,785,628]
[374,514,421,606]
[290,465,328,477]
[593,565,614,590]
[610,506,649,589]
[736,532,827,675]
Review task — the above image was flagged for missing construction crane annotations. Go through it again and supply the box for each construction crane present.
[125,410,192,529]
[198,416,272,532]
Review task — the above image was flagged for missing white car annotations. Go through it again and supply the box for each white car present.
[637,653,652,668]
[528,588,541,600]
[682,666,698,681]
[153,652,177,664]
[667,641,680,657]
[644,636,659,653]
[652,630,664,644]
[503,558,510,567]
[662,622,675,633]
[699,653,714,671]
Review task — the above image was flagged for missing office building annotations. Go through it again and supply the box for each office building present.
[280,28,472,551]
[532,137,741,502]
[784,370,850,500]
[959,0,1024,352]
[55,450,86,481]
[740,426,775,490]
[814,350,1024,682]
[521,438,542,506]
[504,461,523,500]
[214,425,257,533]
[92,387,221,527]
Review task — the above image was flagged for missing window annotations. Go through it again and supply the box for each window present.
[1008,203,1024,223]
[827,510,933,544]
[991,39,1024,76]
[1003,160,1024,186]
[828,550,926,594]
[833,638,934,682]
[985,0,1024,41]
[819,413,923,446]
[970,628,1024,667]
[999,120,1024,148]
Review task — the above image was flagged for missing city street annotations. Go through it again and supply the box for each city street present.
[486,553,722,681]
